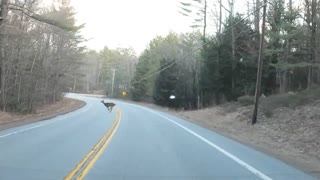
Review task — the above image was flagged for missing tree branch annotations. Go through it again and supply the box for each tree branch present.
[217,0,231,13]
[8,3,73,31]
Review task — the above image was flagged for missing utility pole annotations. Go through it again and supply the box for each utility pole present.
[111,68,116,97]
[252,0,267,125]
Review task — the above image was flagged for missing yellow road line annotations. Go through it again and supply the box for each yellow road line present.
[64,129,112,180]
[64,108,122,180]
[76,109,121,179]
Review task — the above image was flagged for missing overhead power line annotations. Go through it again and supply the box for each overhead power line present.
[130,2,267,86]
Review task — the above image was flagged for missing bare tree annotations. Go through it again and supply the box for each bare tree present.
[0,0,84,112]
[0,0,9,111]
[228,0,236,92]
[310,0,317,85]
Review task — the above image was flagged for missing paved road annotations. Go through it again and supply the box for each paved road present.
[0,94,316,180]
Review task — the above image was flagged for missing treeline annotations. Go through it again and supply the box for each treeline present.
[98,47,137,98]
[0,0,84,112]
[65,48,137,98]
[131,0,320,109]
[131,32,203,108]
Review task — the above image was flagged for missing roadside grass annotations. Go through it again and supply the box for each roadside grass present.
[260,87,320,118]
[237,95,254,106]
[235,87,320,118]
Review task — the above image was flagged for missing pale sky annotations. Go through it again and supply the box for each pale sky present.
[40,0,250,54]
[41,0,302,55]
[69,0,194,54]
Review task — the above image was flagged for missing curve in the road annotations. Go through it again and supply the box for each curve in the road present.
[0,94,315,180]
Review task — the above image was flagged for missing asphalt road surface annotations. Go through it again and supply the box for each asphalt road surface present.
[0,94,316,180]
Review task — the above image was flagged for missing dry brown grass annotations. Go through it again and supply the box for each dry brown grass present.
[0,98,85,129]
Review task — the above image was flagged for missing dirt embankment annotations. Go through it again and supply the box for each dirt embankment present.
[0,98,86,130]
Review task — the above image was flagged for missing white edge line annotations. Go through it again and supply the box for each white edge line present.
[131,104,272,180]
[0,103,92,139]
[0,124,44,138]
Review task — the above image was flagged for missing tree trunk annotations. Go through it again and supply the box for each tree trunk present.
[282,0,293,92]
[18,76,21,103]
[86,75,90,93]
[219,0,222,44]
[0,0,9,111]
[203,0,207,42]
[73,74,77,93]
[310,0,317,85]
[229,0,236,95]
[254,0,260,35]
[28,79,39,113]
[279,71,286,93]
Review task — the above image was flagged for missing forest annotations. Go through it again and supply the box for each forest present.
[130,0,320,110]
[0,0,85,112]
[1,0,320,113]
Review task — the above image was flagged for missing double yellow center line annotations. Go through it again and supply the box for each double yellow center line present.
[64,107,122,180]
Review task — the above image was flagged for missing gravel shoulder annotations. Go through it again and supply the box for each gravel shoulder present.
[0,98,86,131]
